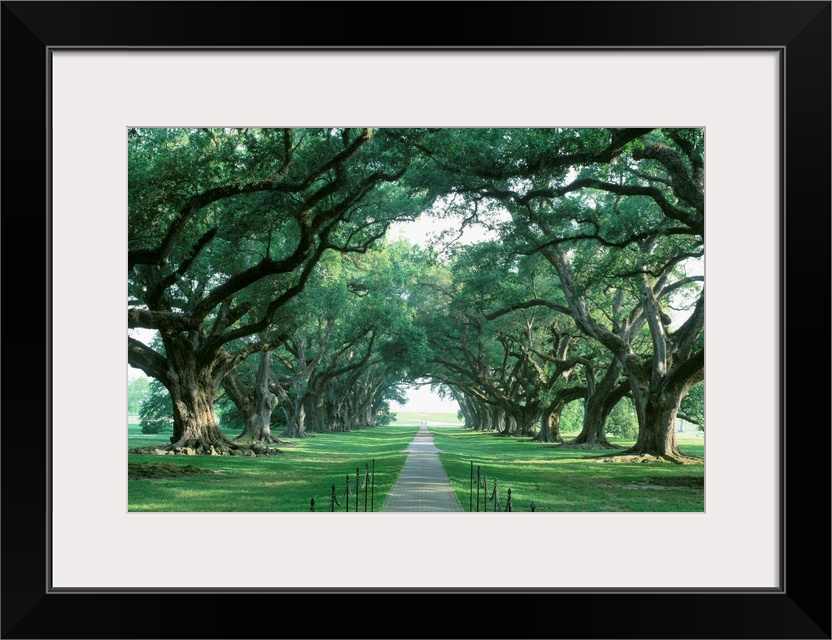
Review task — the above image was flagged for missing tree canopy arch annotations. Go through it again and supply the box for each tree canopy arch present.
[129,127,704,461]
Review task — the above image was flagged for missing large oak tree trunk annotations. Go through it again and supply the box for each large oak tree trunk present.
[222,353,285,445]
[235,411,280,444]
[625,383,690,459]
[304,393,328,433]
[272,379,309,439]
[550,410,564,443]
[491,406,507,432]
[616,271,703,460]
[533,405,564,443]
[575,395,615,447]
[229,391,281,444]
[509,406,540,437]
[534,233,704,464]
[329,401,348,432]
[567,360,622,449]
[130,344,280,456]
[281,401,308,438]
[533,388,584,444]
[473,402,490,431]
[458,395,478,430]
[169,374,226,450]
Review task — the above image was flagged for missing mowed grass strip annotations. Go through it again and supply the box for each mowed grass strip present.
[429,427,705,513]
[128,424,419,512]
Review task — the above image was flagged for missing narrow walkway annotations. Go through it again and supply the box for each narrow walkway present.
[381,425,463,512]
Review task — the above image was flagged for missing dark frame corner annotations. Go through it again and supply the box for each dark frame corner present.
[2,2,829,638]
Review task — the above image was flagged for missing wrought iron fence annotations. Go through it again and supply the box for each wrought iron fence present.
[308,459,534,512]
[469,461,534,512]
[310,459,375,512]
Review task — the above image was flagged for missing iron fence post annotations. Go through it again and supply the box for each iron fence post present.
[364,463,369,512]
[482,469,487,512]
[493,478,497,512]
[469,461,473,512]
[476,465,481,512]
[355,467,360,512]
[371,459,375,512]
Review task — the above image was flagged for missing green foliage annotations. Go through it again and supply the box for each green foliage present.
[560,400,584,433]
[375,405,396,427]
[128,128,429,397]
[128,127,704,452]
[138,379,173,434]
[680,381,705,431]
[214,392,246,433]
[605,398,639,439]
[128,376,149,414]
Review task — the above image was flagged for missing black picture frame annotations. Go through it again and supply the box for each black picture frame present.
[2,2,829,638]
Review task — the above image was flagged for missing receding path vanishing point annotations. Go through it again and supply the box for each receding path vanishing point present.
[381,425,463,512]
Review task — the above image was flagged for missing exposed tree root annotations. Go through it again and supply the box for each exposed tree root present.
[532,433,564,443]
[280,427,309,439]
[129,439,283,457]
[592,452,702,465]
[232,433,293,446]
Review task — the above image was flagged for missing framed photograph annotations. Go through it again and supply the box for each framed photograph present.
[3,2,829,638]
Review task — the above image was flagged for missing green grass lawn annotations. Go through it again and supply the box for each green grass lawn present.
[128,416,703,513]
[128,423,418,512]
[429,427,704,513]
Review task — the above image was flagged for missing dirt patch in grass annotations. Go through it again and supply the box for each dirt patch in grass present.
[624,477,704,490]
[643,476,703,489]
[128,462,220,480]
[558,442,621,450]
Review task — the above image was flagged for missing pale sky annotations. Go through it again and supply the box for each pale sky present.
[387,207,504,251]
[390,382,459,413]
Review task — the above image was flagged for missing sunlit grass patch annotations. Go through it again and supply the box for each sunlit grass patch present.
[429,427,704,513]
[128,425,418,512]
[128,417,703,513]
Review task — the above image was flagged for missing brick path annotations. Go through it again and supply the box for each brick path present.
[380,425,463,512]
